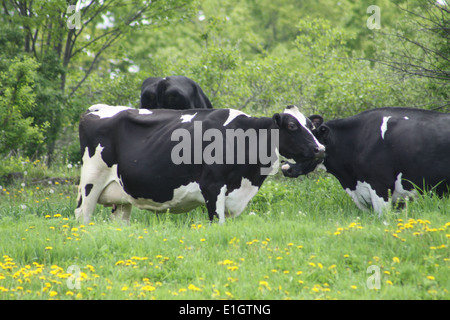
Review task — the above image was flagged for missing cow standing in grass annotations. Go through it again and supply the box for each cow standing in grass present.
[75,104,325,224]
[282,107,450,215]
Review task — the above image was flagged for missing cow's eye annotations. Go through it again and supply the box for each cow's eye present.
[288,121,298,130]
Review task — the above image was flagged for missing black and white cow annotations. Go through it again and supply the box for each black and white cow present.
[75,104,325,224]
[282,107,450,215]
[140,76,213,110]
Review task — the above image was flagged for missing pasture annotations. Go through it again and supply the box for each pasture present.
[0,164,448,300]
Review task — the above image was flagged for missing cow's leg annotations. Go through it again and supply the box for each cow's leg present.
[111,204,132,225]
[202,185,227,224]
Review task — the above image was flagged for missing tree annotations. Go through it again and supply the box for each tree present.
[370,0,449,110]
[0,0,196,162]
[0,56,44,157]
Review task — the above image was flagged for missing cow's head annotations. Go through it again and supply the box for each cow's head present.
[280,112,327,178]
[274,106,325,172]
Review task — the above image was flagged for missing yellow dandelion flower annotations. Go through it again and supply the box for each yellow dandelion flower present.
[141,285,156,292]
[393,257,400,263]
[426,275,435,280]
[188,284,202,292]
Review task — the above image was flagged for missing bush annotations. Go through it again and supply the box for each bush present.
[0,56,45,157]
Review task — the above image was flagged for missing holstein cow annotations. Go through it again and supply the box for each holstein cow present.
[75,104,325,224]
[282,107,450,215]
[140,76,213,110]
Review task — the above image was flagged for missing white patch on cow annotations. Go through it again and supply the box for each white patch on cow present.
[283,106,325,151]
[380,116,392,140]
[404,116,409,120]
[345,181,389,216]
[283,105,308,127]
[138,109,153,115]
[225,178,259,219]
[223,109,250,126]
[75,144,120,223]
[180,112,197,123]
[89,104,132,119]
[392,173,417,203]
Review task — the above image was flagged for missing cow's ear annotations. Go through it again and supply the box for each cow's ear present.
[317,125,330,139]
[272,113,281,128]
[309,115,323,129]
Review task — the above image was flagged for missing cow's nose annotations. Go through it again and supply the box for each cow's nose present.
[314,145,326,159]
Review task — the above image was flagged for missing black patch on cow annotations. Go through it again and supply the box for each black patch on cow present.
[85,184,94,197]
[77,196,82,209]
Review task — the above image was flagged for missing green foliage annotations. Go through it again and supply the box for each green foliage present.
[0,0,448,171]
[0,56,45,157]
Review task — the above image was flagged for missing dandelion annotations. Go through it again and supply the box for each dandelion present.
[49,291,58,297]
[426,275,435,280]
[141,285,156,292]
[351,285,357,290]
[188,284,202,292]
[393,257,400,263]
[45,246,53,251]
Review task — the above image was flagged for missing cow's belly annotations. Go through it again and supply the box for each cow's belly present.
[98,181,205,213]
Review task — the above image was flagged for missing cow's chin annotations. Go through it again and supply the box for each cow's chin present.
[281,158,322,178]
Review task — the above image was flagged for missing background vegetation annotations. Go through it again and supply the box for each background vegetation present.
[0,0,449,300]
[0,0,449,169]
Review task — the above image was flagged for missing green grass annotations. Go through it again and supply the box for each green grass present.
[0,170,448,300]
